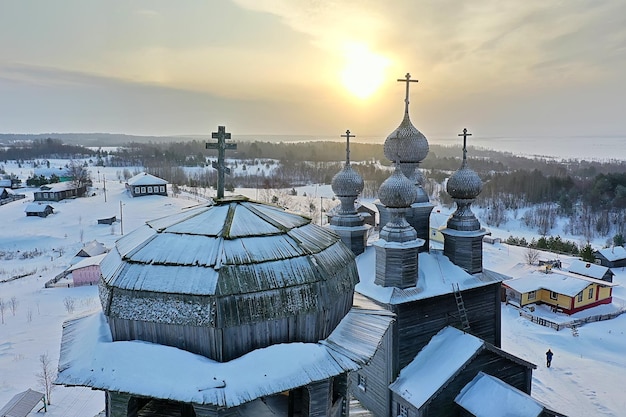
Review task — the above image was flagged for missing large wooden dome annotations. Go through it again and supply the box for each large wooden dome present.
[99,196,358,362]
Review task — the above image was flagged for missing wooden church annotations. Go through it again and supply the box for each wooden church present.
[56,76,567,417]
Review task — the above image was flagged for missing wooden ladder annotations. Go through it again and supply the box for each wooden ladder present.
[453,283,471,332]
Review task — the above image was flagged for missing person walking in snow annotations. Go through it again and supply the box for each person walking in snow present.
[546,349,553,368]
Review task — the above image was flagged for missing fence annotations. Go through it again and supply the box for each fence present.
[519,308,626,331]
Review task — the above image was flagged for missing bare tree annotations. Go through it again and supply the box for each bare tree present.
[0,298,5,323]
[66,159,90,194]
[37,353,56,405]
[9,296,18,316]
[63,297,75,314]
[525,247,540,265]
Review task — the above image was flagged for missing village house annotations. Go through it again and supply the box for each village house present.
[67,253,107,286]
[125,172,168,197]
[567,259,614,282]
[503,269,616,314]
[595,246,626,268]
[0,188,25,205]
[33,182,86,202]
[24,203,54,218]
[75,240,107,257]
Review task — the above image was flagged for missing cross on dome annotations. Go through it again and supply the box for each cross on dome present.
[341,129,355,165]
[458,128,472,161]
[206,125,237,199]
[397,72,419,115]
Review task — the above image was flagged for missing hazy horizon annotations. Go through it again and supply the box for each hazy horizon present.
[1,1,625,138]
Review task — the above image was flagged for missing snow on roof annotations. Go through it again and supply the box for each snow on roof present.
[567,259,611,280]
[57,309,392,408]
[0,389,45,417]
[39,182,79,192]
[67,253,107,272]
[127,172,168,186]
[356,246,503,305]
[504,270,616,297]
[389,326,484,409]
[77,240,107,257]
[597,246,626,261]
[455,372,543,417]
[24,203,52,212]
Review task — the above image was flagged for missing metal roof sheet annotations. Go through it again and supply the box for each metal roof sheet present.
[0,389,45,417]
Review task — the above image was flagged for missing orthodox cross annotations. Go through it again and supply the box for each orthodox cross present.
[341,129,355,165]
[397,72,419,114]
[458,128,472,161]
[206,125,237,199]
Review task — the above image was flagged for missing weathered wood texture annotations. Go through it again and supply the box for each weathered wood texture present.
[374,246,419,289]
[443,234,484,274]
[407,203,434,253]
[413,349,532,417]
[108,291,353,362]
[350,325,394,417]
[390,283,501,371]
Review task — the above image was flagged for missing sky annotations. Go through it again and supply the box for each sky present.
[1,1,625,140]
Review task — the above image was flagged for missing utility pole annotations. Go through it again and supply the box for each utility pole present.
[103,175,107,203]
[120,201,124,235]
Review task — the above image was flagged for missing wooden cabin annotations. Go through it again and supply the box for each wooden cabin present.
[98,215,117,225]
[567,259,614,282]
[503,270,616,314]
[595,246,626,268]
[34,182,86,202]
[0,188,25,205]
[24,203,54,218]
[125,172,168,197]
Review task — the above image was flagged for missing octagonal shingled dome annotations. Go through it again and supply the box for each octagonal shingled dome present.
[99,196,359,362]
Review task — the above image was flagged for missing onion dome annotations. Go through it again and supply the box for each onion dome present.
[378,164,417,208]
[446,158,482,200]
[99,196,358,362]
[383,113,429,163]
[331,164,364,197]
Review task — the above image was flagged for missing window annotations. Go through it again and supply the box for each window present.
[160,186,165,193]
[141,187,146,194]
[43,192,49,199]
[147,186,153,193]
[550,291,558,300]
[577,292,583,302]
[397,403,409,417]
[588,287,594,299]
[134,187,140,194]
[357,374,367,392]
[528,291,536,300]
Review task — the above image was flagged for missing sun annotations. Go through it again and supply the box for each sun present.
[340,43,390,100]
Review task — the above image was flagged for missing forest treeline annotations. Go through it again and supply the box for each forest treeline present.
[4,138,626,241]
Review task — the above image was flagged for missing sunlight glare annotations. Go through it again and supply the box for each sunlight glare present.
[340,43,390,100]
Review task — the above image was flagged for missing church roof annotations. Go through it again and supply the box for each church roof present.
[455,372,544,417]
[389,327,535,410]
[56,309,393,408]
[356,246,503,305]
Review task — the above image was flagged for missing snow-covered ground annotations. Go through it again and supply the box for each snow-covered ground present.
[1,163,625,416]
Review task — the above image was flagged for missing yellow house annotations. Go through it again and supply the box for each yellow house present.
[503,270,617,314]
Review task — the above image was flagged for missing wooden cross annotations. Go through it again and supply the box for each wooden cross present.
[458,128,472,160]
[397,72,419,114]
[341,129,355,165]
[206,125,237,199]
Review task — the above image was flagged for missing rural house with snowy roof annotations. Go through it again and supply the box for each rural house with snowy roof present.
[595,246,626,268]
[33,182,86,202]
[24,203,54,218]
[503,269,616,314]
[567,259,614,282]
[125,172,168,197]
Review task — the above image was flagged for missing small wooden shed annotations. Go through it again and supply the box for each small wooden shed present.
[24,203,54,218]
